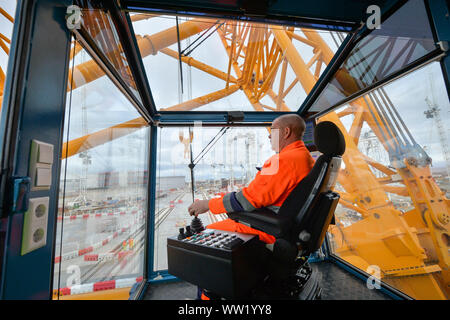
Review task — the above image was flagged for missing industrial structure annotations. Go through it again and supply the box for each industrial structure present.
[0,0,448,302]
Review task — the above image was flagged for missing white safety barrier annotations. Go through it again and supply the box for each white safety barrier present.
[55,211,145,264]
[54,276,144,297]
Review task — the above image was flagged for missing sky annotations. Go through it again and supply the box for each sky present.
[0,3,449,187]
[130,14,450,179]
[62,14,343,184]
[336,61,450,171]
[131,15,342,112]
[0,1,16,76]
[53,12,450,187]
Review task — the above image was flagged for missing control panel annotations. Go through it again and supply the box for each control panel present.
[180,229,244,251]
[167,218,269,299]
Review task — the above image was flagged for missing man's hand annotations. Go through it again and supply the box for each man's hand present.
[188,200,210,217]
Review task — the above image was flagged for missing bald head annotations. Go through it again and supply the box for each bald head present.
[269,114,306,152]
[275,114,306,140]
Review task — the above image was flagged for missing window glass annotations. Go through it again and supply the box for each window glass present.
[53,40,149,300]
[0,2,16,111]
[153,125,274,271]
[71,1,142,104]
[321,61,450,300]
[132,13,346,112]
[310,0,437,114]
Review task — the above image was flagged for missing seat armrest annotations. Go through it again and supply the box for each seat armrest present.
[227,208,290,238]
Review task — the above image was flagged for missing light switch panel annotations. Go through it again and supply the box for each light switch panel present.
[36,167,52,187]
[29,140,54,190]
[37,141,53,164]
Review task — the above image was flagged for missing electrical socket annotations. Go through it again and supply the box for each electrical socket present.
[21,197,49,255]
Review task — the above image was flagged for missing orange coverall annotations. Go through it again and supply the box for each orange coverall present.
[207,140,314,244]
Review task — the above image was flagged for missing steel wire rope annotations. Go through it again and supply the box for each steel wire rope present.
[367,91,402,151]
[337,30,399,156]
[370,90,407,149]
[188,126,195,202]
[362,95,396,155]
[192,127,229,165]
[182,21,225,57]
[380,87,417,146]
[180,20,219,56]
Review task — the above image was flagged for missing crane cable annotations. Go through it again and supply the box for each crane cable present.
[188,126,230,202]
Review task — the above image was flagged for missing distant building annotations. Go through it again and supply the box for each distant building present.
[127,170,149,186]
[98,171,119,188]
[157,176,186,191]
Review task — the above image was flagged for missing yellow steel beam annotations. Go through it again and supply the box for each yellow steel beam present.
[61,117,148,159]
[62,84,238,157]
[159,47,237,83]
[255,52,283,100]
[138,19,215,57]
[322,111,449,299]
[301,29,360,95]
[69,18,213,90]
[276,58,288,110]
[347,105,365,145]
[266,89,291,111]
[130,13,159,22]
[0,5,12,113]
[0,66,4,95]
[217,26,243,79]
[306,50,322,69]
[321,111,428,264]
[360,154,396,176]
[339,197,370,217]
[241,27,262,87]
[382,185,409,197]
[399,163,450,290]
[0,32,10,44]
[161,84,239,111]
[62,86,234,156]
[0,7,14,23]
[285,31,317,48]
[281,78,298,100]
[270,27,317,93]
[0,37,9,55]
[225,24,237,88]
[54,287,131,300]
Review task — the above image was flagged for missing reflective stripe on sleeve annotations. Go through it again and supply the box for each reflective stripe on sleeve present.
[235,190,257,211]
[222,193,234,212]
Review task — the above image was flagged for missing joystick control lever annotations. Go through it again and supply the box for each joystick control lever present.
[178,227,186,240]
[190,216,205,234]
[185,225,193,237]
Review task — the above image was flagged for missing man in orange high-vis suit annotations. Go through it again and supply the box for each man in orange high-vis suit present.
[188,114,314,245]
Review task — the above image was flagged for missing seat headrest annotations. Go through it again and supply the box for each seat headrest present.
[314,121,346,156]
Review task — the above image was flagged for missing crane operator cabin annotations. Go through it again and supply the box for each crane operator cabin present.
[0,0,449,304]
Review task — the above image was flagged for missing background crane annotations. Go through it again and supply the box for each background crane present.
[424,74,450,184]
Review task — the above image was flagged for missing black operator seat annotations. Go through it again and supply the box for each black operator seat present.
[227,121,346,258]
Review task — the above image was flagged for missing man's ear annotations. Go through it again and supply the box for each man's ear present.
[284,127,291,138]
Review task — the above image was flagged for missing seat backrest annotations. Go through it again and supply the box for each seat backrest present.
[276,121,345,254]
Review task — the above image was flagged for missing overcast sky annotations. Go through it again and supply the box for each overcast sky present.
[131,15,342,112]
[1,4,449,186]
[0,1,16,76]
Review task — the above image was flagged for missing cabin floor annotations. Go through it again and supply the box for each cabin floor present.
[143,260,392,300]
